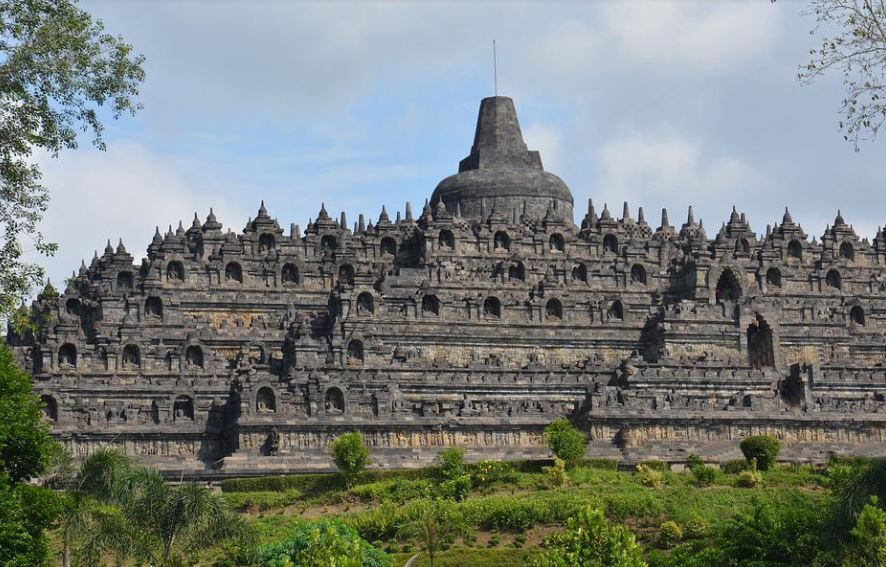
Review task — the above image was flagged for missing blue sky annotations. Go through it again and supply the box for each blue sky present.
[36,1,884,285]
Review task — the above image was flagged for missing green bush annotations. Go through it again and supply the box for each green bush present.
[659,520,683,548]
[532,506,645,567]
[221,489,301,511]
[440,475,472,501]
[253,519,391,567]
[470,460,516,487]
[843,497,886,566]
[690,465,717,487]
[639,460,670,472]
[739,435,781,471]
[513,533,527,548]
[735,459,763,488]
[685,454,704,469]
[636,464,664,488]
[544,419,588,467]
[438,448,466,481]
[330,432,371,490]
[543,457,568,488]
[721,459,747,474]
[351,478,434,503]
[488,534,501,547]
[683,517,710,539]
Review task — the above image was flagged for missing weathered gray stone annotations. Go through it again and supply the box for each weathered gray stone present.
[11,96,886,475]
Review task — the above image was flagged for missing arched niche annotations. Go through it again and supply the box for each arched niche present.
[602,233,619,255]
[747,315,775,369]
[122,344,140,369]
[549,233,565,252]
[840,241,854,261]
[65,298,81,317]
[58,344,77,368]
[356,292,374,315]
[608,300,625,321]
[422,294,439,316]
[256,387,276,413]
[438,230,455,250]
[630,264,647,285]
[225,262,243,283]
[572,264,587,283]
[166,261,184,282]
[185,345,204,369]
[546,298,563,320]
[826,269,842,290]
[173,395,194,421]
[787,240,803,260]
[734,238,750,255]
[145,297,163,318]
[715,270,742,302]
[380,236,397,257]
[493,231,510,251]
[320,234,338,253]
[483,296,501,318]
[347,339,364,364]
[339,264,355,286]
[509,262,525,282]
[41,395,58,422]
[850,305,866,326]
[117,271,134,290]
[282,263,299,285]
[258,233,276,253]
[325,387,345,414]
[766,267,782,288]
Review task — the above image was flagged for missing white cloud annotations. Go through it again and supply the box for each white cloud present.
[36,143,249,285]
[523,122,565,175]
[600,2,779,69]
[594,129,764,222]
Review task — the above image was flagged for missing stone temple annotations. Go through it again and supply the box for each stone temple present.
[12,96,886,475]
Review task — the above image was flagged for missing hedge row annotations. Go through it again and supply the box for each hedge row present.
[221,467,437,493]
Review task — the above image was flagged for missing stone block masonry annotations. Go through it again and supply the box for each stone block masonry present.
[11,96,886,476]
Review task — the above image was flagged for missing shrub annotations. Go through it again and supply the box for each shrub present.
[736,459,763,488]
[636,464,664,488]
[543,457,568,488]
[488,534,501,547]
[544,419,588,467]
[721,459,748,474]
[471,460,516,487]
[659,520,683,548]
[329,432,370,490]
[685,454,704,469]
[683,517,710,539]
[532,506,645,567]
[843,497,886,566]
[513,533,527,548]
[639,460,670,472]
[440,475,472,501]
[437,448,466,481]
[253,519,391,567]
[739,435,781,471]
[351,478,434,503]
[690,465,717,487]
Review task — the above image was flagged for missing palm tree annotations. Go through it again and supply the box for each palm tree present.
[398,498,469,567]
[117,468,253,566]
[54,448,253,566]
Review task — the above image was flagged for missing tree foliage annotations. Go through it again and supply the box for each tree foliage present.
[398,498,469,567]
[544,419,587,467]
[0,341,59,566]
[0,0,144,317]
[329,432,370,490]
[254,519,391,567]
[739,435,781,471]
[799,0,886,149]
[533,505,646,567]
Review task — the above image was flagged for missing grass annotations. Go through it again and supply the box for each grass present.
[190,461,839,565]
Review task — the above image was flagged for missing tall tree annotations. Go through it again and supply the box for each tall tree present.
[0,341,59,566]
[799,0,886,149]
[0,0,144,317]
